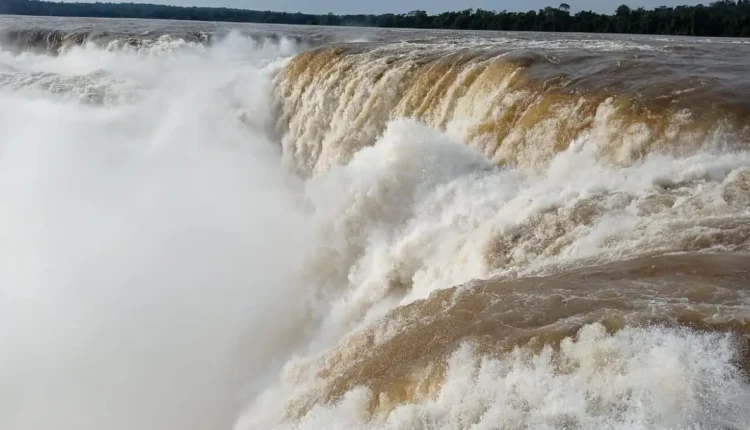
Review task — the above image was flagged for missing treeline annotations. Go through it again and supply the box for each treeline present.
[2,0,750,37]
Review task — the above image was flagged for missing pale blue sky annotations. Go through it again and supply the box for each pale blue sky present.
[158,0,705,14]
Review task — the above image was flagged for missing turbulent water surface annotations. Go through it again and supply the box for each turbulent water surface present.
[1,15,750,430]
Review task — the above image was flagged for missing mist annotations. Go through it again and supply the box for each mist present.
[0,34,312,430]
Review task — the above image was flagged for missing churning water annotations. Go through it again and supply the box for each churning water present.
[1,16,749,430]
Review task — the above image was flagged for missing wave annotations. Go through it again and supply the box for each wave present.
[242,253,750,426]
[248,322,748,429]
[0,21,748,430]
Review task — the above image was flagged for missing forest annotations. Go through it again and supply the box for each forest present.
[1,0,750,37]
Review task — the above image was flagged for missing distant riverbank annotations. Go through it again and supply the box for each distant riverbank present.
[1,0,749,37]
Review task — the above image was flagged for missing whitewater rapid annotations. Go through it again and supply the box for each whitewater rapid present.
[0,18,749,430]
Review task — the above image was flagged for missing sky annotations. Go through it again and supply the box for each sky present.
[155,0,706,15]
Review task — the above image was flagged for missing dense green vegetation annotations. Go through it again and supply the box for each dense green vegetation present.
[2,0,750,37]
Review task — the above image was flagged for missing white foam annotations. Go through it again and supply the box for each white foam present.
[240,324,750,430]
[229,119,750,429]
[297,120,750,335]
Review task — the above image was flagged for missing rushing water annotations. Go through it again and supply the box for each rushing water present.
[0,15,749,430]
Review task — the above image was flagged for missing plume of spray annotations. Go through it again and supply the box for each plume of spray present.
[0,33,315,430]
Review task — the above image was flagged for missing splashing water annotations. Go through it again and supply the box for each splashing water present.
[0,19,749,430]
[0,32,317,430]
